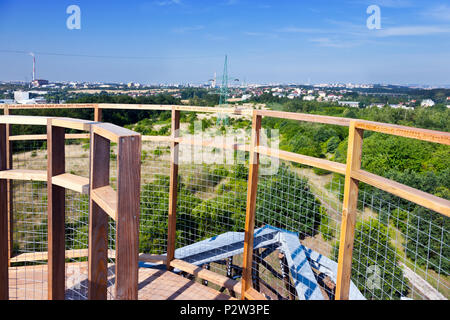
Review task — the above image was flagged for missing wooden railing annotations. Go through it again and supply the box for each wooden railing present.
[0,113,141,300]
[1,103,450,301]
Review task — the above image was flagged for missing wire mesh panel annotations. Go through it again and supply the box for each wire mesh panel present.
[9,180,48,300]
[8,139,48,300]
[253,157,344,300]
[345,184,449,300]
[64,190,89,300]
[139,141,171,255]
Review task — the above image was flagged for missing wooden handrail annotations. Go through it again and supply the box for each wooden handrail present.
[0,114,141,301]
[1,105,449,301]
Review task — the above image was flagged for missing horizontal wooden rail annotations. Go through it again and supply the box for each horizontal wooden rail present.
[138,254,167,264]
[355,120,450,146]
[52,173,89,194]
[91,186,117,220]
[92,123,139,143]
[9,133,90,141]
[352,169,450,217]
[170,259,242,295]
[0,169,47,181]
[0,115,51,126]
[256,146,347,174]
[10,249,91,263]
[98,103,253,115]
[0,104,96,110]
[256,109,352,127]
[11,250,164,264]
[51,118,97,131]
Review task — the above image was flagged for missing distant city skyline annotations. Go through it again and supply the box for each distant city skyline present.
[0,0,449,85]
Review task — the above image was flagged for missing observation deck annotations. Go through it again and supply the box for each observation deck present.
[0,103,449,300]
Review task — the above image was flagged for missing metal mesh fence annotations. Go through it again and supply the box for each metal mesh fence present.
[4,112,449,301]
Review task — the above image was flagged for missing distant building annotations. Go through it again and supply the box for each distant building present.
[13,91,46,104]
[421,99,435,107]
[303,95,315,101]
[338,101,360,108]
[0,99,14,104]
[14,91,29,102]
[32,79,49,87]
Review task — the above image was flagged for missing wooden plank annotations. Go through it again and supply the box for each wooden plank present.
[256,146,346,174]
[0,115,51,126]
[52,173,89,194]
[0,124,8,300]
[1,103,95,110]
[115,134,141,300]
[166,109,180,270]
[91,186,117,221]
[352,169,450,217]
[4,107,13,267]
[138,254,167,264]
[355,120,450,146]
[94,106,102,122]
[92,122,138,143]
[88,133,110,300]
[335,121,364,300]
[47,122,66,300]
[11,249,88,263]
[10,249,116,263]
[98,103,252,115]
[170,259,242,294]
[241,111,262,299]
[9,133,90,141]
[244,287,267,300]
[50,117,97,131]
[0,169,47,181]
[256,109,351,127]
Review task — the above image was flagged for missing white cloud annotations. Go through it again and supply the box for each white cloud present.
[375,25,450,36]
[309,37,363,48]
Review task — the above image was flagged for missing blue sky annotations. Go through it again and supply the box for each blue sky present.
[0,0,449,85]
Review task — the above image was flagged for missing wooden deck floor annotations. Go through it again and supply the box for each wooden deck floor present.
[8,262,234,300]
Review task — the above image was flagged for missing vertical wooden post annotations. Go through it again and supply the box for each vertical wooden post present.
[4,106,13,266]
[335,121,364,300]
[115,134,141,300]
[94,105,102,122]
[241,111,261,299]
[166,108,180,270]
[0,123,9,300]
[47,121,66,300]
[88,133,110,300]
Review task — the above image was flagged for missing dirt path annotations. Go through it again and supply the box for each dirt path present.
[400,262,446,300]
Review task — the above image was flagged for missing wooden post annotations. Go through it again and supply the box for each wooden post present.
[335,121,364,300]
[4,106,13,266]
[241,111,261,299]
[166,108,180,270]
[115,134,141,300]
[88,133,110,300]
[47,121,66,300]
[0,123,9,300]
[94,106,102,122]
